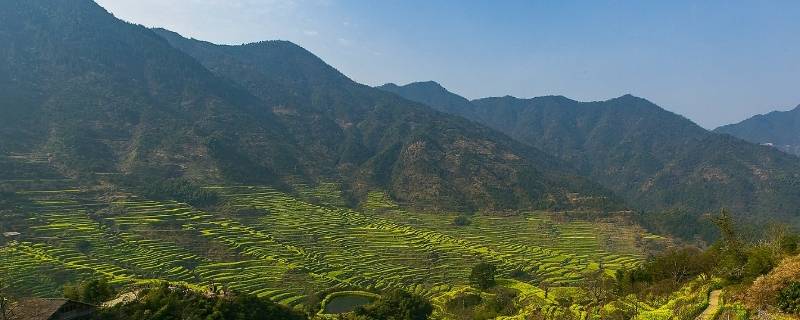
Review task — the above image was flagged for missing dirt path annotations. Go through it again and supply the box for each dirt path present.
[697,290,722,320]
[102,290,140,308]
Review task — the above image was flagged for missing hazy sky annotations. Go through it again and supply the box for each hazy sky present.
[95,0,800,129]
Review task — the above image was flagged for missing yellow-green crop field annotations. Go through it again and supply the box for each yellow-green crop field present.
[0,183,661,314]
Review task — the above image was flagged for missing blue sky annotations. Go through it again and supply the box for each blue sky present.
[95,0,800,128]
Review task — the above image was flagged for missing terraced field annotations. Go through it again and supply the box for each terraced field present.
[0,180,661,313]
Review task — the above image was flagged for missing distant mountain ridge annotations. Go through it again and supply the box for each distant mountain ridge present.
[378,82,480,117]
[379,81,800,233]
[0,0,619,212]
[715,105,800,156]
[152,28,627,211]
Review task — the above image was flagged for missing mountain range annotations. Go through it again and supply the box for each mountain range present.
[379,81,800,235]
[0,0,617,212]
[715,105,800,156]
[2,0,800,240]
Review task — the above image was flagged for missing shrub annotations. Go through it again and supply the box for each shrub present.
[352,289,433,320]
[99,283,306,320]
[75,240,93,254]
[777,282,800,314]
[509,268,534,282]
[780,235,799,255]
[744,254,800,309]
[743,245,778,280]
[453,215,471,226]
[444,293,482,311]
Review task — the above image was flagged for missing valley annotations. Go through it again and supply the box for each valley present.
[0,169,655,317]
[2,1,800,319]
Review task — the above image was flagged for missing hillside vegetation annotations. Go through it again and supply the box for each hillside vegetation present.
[715,105,800,156]
[3,1,800,319]
[380,82,800,238]
[0,0,621,212]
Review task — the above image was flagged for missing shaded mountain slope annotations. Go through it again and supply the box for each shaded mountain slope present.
[0,0,306,182]
[153,28,620,211]
[0,0,618,211]
[380,82,800,228]
[715,105,800,156]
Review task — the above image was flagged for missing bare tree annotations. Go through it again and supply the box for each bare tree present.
[581,269,617,306]
[539,280,552,299]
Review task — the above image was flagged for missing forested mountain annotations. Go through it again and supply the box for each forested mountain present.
[380,82,800,232]
[149,28,625,211]
[0,0,302,182]
[715,105,800,156]
[0,0,617,211]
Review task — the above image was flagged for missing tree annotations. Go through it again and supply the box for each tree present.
[710,210,749,281]
[452,215,471,226]
[75,240,92,254]
[64,278,115,305]
[712,209,742,253]
[353,289,433,320]
[581,269,617,306]
[744,245,778,279]
[648,246,712,284]
[539,280,552,299]
[470,262,497,290]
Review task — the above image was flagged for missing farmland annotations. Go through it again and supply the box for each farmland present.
[0,179,661,315]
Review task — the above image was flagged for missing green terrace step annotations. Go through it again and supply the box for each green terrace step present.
[0,186,652,307]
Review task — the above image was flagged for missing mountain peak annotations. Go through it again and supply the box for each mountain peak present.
[414,80,444,87]
[398,81,448,92]
[153,28,352,87]
[529,95,576,104]
[611,93,647,103]
[714,103,800,155]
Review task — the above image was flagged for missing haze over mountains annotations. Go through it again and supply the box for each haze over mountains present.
[5,2,800,319]
[379,81,800,233]
[715,105,800,156]
[0,0,619,212]
[2,0,800,241]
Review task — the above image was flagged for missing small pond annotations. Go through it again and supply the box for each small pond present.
[322,292,378,314]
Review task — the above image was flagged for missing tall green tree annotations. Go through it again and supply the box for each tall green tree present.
[712,209,742,251]
[64,278,115,305]
[710,209,750,281]
[470,262,497,290]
